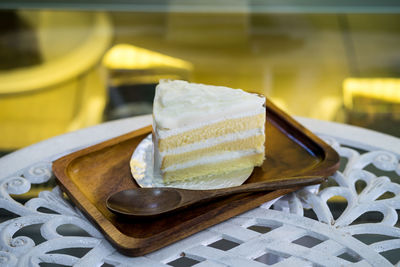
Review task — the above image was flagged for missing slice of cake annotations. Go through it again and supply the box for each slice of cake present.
[152,80,266,184]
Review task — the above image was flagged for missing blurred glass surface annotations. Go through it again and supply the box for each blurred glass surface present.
[0,10,112,150]
[1,4,400,153]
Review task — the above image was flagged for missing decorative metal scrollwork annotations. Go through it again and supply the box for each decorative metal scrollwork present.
[0,135,399,266]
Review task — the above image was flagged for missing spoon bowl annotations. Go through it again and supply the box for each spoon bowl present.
[107,188,183,217]
[106,176,326,218]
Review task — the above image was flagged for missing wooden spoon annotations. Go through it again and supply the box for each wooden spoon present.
[106,176,325,218]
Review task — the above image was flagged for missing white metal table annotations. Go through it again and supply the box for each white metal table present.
[1,115,400,267]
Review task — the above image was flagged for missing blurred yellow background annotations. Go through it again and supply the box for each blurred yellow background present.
[1,9,400,152]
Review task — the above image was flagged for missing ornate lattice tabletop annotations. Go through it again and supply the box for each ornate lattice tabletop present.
[1,115,399,267]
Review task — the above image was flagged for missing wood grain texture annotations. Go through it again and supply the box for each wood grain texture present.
[107,175,326,218]
[53,100,340,256]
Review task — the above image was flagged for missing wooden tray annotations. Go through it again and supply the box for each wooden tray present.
[53,100,340,256]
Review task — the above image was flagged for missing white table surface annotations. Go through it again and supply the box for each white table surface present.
[1,115,400,266]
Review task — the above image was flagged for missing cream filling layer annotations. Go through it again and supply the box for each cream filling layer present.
[159,127,264,156]
[155,107,265,139]
[163,149,263,172]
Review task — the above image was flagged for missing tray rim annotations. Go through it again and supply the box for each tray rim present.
[53,100,340,256]
[264,100,340,177]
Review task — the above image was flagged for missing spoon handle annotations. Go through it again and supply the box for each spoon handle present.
[188,176,325,204]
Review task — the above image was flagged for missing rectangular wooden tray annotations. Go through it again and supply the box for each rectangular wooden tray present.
[53,100,339,256]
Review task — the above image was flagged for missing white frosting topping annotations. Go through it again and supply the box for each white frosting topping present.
[153,80,265,129]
